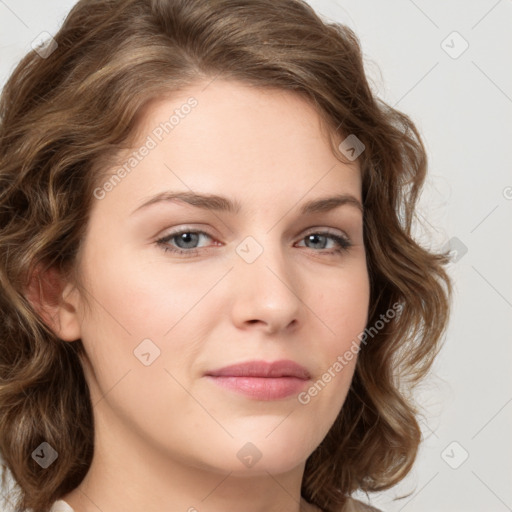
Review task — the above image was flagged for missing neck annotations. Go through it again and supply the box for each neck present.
[62,398,316,512]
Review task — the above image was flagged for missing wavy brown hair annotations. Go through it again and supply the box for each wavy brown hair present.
[0,0,452,511]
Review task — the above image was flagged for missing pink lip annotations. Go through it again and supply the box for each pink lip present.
[205,360,311,400]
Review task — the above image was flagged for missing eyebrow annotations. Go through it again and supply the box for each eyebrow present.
[130,190,363,216]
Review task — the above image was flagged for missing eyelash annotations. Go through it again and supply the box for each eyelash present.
[155,228,352,257]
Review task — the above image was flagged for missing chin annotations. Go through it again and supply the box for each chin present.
[188,427,318,476]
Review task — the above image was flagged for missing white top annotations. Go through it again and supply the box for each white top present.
[49,500,74,512]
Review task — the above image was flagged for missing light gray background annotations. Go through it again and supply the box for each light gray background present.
[0,1,511,511]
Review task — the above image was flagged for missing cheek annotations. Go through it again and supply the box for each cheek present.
[79,248,203,337]
[76,248,212,394]
[318,265,370,354]
[296,267,369,421]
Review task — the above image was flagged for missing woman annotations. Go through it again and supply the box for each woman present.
[0,1,451,511]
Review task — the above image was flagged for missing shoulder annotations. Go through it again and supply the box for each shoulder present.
[49,500,75,512]
[342,496,383,512]
[303,496,383,512]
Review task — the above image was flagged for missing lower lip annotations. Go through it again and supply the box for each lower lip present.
[205,376,309,400]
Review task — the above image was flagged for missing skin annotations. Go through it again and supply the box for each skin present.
[47,79,370,512]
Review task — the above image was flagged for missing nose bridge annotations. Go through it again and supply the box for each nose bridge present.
[235,232,289,287]
[230,232,302,330]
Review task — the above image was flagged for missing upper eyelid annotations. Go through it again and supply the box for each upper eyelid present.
[158,226,351,245]
[159,225,349,238]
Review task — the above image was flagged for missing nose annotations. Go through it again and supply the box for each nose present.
[229,237,303,335]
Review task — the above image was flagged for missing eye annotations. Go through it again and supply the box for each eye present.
[156,229,215,256]
[155,228,352,257]
[295,230,352,255]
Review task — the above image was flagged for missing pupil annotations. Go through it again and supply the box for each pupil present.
[177,232,198,248]
[308,234,326,249]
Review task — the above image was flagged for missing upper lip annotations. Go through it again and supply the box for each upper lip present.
[206,360,311,379]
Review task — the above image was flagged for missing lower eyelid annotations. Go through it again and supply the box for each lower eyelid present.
[157,230,351,255]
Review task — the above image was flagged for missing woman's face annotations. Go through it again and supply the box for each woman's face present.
[68,79,370,475]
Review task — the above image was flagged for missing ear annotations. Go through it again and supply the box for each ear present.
[25,264,82,341]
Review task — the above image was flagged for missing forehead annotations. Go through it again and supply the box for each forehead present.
[93,79,361,215]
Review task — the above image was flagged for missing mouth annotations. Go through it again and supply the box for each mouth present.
[204,360,311,400]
